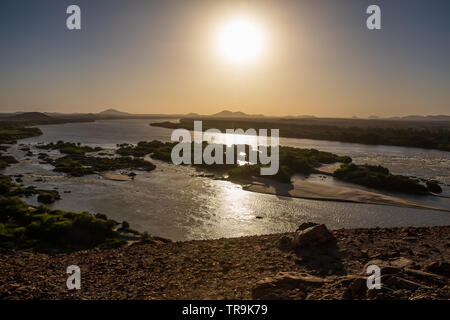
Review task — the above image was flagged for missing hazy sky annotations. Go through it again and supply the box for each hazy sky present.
[1,0,449,117]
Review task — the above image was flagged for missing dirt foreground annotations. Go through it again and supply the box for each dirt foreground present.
[0,226,449,300]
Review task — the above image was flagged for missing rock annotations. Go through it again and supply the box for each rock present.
[342,275,367,299]
[425,261,450,278]
[296,222,319,232]
[252,272,325,299]
[292,223,335,249]
[389,257,414,268]
[278,235,293,251]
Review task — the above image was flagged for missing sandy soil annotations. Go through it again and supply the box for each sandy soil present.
[101,173,132,181]
[0,226,448,300]
[244,178,450,212]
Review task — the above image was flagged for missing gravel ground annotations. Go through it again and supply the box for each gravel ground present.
[0,226,449,300]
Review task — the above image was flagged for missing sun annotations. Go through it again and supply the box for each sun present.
[216,17,265,64]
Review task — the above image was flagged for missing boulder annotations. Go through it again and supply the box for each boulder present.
[296,222,320,232]
[292,223,335,249]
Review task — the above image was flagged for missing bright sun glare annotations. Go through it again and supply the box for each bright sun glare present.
[217,17,265,64]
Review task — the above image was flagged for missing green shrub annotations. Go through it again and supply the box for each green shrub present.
[0,196,133,252]
[36,141,101,156]
[37,190,61,204]
[228,164,260,180]
[333,163,428,194]
[426,181,442,193]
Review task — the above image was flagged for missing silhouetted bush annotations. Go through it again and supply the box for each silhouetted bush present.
[334,163,428,194]
[426,181,442,193]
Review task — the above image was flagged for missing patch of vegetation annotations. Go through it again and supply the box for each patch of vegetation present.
[36,141,102,156]
[117,140,175,161]
[228,164,292,183]
[0,173,156,252]
[52,155,156,177]
[333,163,430,194]
[0,153,19,169]
[32,141,156,177]
[0,196,128,252]
[37,191,61,204]
[0,127,42,144]
[0,174,37,197]
[426,181,442,194]
[37,152,51,163]
[117,220,139,235]
[119,140,350,184]
[52,158,96,177]
[0,174,62,203]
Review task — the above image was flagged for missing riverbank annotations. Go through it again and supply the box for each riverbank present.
[242,177,450,213]
[0,225,448,299]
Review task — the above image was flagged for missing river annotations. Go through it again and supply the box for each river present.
[3,119,449,241]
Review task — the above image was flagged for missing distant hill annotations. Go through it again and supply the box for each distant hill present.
[283,115,317,119]
[98,108,130,116]
[7,112,53,121]
[394,115,450,121]
[211,110,264,118]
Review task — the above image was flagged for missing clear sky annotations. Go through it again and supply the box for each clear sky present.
[1,0,449,117]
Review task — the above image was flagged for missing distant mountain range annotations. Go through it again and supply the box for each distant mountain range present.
[0,109,449,122]
[211,110,264,118]
[5,112,53,121]
[283,115,317,119]
[386,115,450,121]
[98,108,130,116]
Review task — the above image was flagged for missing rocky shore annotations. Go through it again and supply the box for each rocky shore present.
[0,225,448,300]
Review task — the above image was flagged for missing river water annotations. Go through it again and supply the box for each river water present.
[3,119,450,241]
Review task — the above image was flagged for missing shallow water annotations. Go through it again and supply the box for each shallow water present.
[3,119,450,241]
